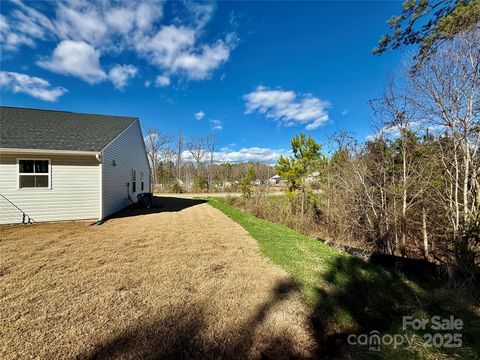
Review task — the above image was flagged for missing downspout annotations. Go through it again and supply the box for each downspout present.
[126,182,134,204]
[96,152,103,220]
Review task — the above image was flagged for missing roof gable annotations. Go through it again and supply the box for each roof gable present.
[0,106,137,152]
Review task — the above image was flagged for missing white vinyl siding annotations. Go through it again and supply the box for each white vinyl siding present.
[102,120,150,218]
[0,153,100,224]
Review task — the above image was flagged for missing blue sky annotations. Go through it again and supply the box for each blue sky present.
[0,1,407,162]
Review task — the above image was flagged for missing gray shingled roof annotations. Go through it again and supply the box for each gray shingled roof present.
[0,106,137,152]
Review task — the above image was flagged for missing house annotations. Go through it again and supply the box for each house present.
[304,171,320,184]
[268,174,282,185]
[0,106,150,224]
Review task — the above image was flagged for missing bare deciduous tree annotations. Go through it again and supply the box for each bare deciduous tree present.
[188,136,207,173]
[371,77,425,255]
[144,128,171,189]
[176,132,184,182]
[206,133,217,187]
[410,28,479,265]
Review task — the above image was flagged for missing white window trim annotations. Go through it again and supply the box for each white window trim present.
[17,158,52,190]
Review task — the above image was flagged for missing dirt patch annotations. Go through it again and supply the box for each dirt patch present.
[0,197,315,359]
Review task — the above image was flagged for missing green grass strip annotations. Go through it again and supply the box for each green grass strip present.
[206,197,480,359]
[207,197,349,302]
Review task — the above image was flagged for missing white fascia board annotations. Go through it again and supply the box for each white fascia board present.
[0,148,100,156]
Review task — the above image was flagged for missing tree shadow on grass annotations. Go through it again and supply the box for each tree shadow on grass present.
[107,197,207,220]
[79,279,311,360]
[309,255,480,359]
[77,252,480,359]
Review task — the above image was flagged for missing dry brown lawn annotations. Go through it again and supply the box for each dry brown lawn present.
[0,197,315,359]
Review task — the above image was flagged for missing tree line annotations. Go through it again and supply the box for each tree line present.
[275,28,479,270]
[144,131,274,192]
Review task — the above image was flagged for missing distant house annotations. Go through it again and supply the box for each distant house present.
[268,174,282,185]
[0,106,150,224]
[304,171,320,184]
[221,180,233,190]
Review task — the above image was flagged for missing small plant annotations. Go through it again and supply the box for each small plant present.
[193,176,209,193]
[170,182,183,193]
[240,165,255,199]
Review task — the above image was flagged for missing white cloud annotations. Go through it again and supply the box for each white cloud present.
[366,128,398,142]
[341,109,348,116]
[135,2,163,31]
[0,71,67,101]
[0,4,55,51]
[172,39,233,80]
[183,147,290,164]
[0,14,34,50]
[135,24,235,80]
[367,120,446,141]
[108,64,138,90]
[52,1,164,49]
[210,119,223,131]
[217,147,290,163]
[155,74,171,87]
[105,7,136,35]
[11,10,47,40]
[137,25,196,67]
[37,40,107,84]
[243,86,331,130]
[194,111,205,120]
[183,1,216,29]
[55,3,108,47]
[13,0,56,34]
[2,1,235,86]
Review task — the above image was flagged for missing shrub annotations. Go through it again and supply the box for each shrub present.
[193,176,209,193]
[170,182,183,193]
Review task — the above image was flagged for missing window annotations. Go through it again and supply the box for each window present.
[141,172,144,191]
[18,159,50,188]
[132,169,136,193]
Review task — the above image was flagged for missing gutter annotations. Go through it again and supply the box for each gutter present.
[0,148,100,156]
